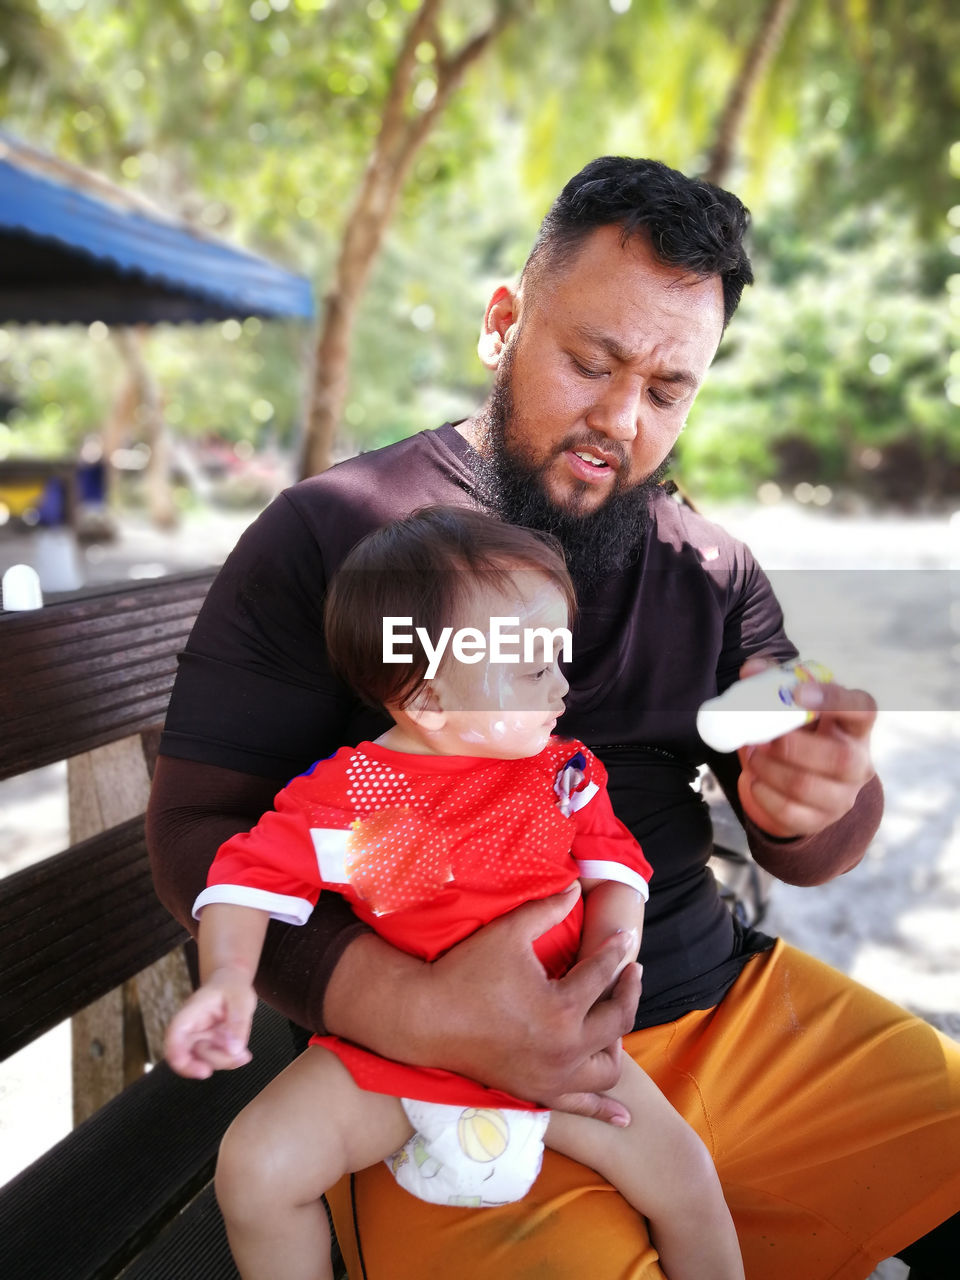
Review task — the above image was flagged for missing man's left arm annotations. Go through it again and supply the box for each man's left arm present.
[709,659,883,886]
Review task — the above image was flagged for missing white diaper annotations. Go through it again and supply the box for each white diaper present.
[386,1098,551,1208]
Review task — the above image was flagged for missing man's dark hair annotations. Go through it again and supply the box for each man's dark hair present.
[325,505,576,711]
[523,156,753,327]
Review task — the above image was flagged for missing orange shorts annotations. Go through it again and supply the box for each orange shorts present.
[327,940,960,1280]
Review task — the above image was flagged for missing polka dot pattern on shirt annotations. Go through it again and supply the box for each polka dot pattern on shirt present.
[334,743,582,915]
[347,806,453,916]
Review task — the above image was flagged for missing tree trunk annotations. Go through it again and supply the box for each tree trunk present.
[114,327,178,530]
[100,361,139,508]
[703,0,800,186]
[298,0,512,479]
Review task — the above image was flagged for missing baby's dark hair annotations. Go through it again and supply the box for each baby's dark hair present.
[523,156,753,328]
[325,505,576,710]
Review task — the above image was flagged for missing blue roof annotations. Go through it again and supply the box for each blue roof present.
[0,139,315,324]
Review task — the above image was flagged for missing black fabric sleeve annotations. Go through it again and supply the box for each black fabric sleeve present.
[714,543,799,695]
[160,491,357,778]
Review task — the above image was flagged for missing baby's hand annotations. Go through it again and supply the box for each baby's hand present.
[164,973,257,1079]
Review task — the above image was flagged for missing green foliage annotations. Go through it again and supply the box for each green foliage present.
[0,319,304,460]
[152,320,306,448]
[0,326,114,458]
[0,0,66,87]
[0,0,954,506]
[677,207,957,500]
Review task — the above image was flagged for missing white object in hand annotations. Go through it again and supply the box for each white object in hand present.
[697,660,833,754]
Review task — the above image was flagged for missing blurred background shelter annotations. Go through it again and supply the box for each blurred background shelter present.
[0,132,314,325]
[0,132,314,594]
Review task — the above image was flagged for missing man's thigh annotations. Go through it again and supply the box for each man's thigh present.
[638,940,960,1280]
[329,941,960,1280]
[327,1154,665,1280]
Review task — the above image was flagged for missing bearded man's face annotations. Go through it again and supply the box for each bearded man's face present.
[473,226,723,594]
[476,340,670,596]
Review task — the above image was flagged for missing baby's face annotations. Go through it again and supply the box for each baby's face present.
[429,572,570,760]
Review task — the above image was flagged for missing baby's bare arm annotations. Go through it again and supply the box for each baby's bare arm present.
[577,880,645,985]
[165,903,270,1078]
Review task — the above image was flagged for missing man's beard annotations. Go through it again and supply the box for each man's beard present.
[473,354,671,599]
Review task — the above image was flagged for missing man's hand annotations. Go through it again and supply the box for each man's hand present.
[736,657,877,841]
[325,884,642,1125]
[427,885,642,1124]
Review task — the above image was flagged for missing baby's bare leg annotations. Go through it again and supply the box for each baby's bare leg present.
[546,1056,744,1280]
[215,1046,413,1280]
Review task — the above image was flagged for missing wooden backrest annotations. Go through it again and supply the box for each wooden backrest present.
[0,568,310,1280]
[0,570,215,1066]
[1,569,215,780]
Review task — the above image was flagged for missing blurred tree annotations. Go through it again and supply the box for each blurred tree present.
[703,0,799,184]
[301,0,515,478]
[0,0,64,87]
[676,206,957,503]
[0,0,954,506]
[112,329,178,529]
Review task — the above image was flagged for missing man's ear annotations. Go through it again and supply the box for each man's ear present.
[403,682,447,733]
[478,284,519,371]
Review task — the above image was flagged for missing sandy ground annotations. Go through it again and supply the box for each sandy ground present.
[1,499,957,1278]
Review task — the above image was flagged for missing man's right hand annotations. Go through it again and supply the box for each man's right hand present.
[324,884,643,1126]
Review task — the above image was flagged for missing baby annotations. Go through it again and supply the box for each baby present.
[165,505,744,1280]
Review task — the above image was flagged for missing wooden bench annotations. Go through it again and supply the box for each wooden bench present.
[0,568,764,1279]
[0,570,309,1279]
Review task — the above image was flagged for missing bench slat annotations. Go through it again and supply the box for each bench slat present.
[118,1183,238,1280]
[119,1184,347,1280]
[3,602,208,674]
[1,570,213,633]
[0,569,215,780]
[0,816,187,1060]
[10,637,185,697]
[6,678,179,773]
[0,1003,297,1280]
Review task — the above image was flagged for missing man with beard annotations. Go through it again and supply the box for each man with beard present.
[148,157,959,1279]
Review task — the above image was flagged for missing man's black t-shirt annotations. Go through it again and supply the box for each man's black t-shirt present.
[162,423,797,1024]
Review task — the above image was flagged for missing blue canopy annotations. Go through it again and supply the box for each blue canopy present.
[0,136,315,325]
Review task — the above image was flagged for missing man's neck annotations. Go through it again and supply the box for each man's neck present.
[455,414,485,451]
